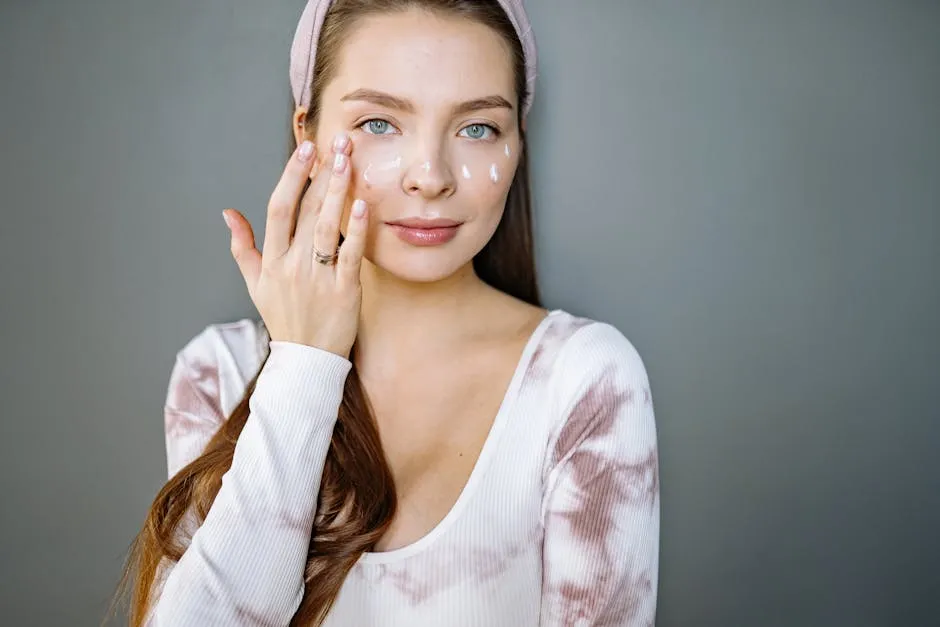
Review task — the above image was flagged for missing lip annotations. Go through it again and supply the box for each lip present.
[385,218,462,246]
[386,217,462,228]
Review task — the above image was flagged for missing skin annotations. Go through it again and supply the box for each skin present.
[231,8,548,550]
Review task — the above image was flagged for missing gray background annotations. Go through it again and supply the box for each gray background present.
[1,0,937,625]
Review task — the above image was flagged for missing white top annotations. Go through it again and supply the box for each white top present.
[149,309,659,626]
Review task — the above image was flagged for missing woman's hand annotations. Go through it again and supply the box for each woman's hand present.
[222,134,367,359]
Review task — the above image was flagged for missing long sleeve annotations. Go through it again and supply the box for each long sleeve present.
[149,339,352,626]
[539,323,660,626]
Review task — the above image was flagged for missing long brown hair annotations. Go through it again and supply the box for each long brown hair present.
[110,1,539,625]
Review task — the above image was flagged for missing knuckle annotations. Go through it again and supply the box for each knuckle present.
[315,218,336,239]
[260,249,285,272]
[327,171,349,193]
[267,201,291,221]
[322,190,343,210]
[299,193,321,216]
[338,252,362,277]
[337,248,357,267]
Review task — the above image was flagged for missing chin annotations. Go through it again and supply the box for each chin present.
[366,231,484,284]
[369,249,472,283]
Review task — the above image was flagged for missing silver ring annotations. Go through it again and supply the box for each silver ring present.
[313,246,339,265]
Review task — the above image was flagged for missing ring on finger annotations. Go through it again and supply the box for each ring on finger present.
[313,245,340,266]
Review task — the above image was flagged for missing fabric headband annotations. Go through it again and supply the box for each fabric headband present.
[289,0,538,119]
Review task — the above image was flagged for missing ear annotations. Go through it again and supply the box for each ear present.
[293,106,320,179]
[292,106,309,147]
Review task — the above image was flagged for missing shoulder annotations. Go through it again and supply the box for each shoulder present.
[163,317,269,478]
[539,311,656,468]
[176,317,269,372]
[555,314,650,394]
[532,310,651,397]
[166,317,269,419]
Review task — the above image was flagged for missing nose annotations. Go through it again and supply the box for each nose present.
[401,143,457,200]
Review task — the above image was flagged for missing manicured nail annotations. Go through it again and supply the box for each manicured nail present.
[352,199,366,218]
[333,133,349,152]
[222,211,233,230]
[333,152,347,173]
[298,140,314,162]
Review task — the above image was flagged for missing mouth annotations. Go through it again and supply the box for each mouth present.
[385,217,463,228]
[385,217,463,246]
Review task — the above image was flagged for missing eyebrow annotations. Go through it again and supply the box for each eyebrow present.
[340,88,513,116]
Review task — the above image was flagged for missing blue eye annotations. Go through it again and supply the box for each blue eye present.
[362,119,396,135]
[460,124,495,140]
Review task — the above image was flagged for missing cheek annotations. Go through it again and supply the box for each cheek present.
[460,176,514,242]
[455,138,517,187]
[333,139,401,237]
[456,144,517,210]
[349,138,403,200]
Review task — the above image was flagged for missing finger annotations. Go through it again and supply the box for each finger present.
[296,155,331,227]
[223,208,261,291]
[336,199,368,286]
[308,134,353,216]
[262,140,316,260]
[311,136,352,261]
[295,134,352,245]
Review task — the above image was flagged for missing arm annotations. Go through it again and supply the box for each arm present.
[149,339,351,627]
[540,323,660,626]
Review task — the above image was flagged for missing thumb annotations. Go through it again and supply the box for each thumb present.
[223,209,261,289]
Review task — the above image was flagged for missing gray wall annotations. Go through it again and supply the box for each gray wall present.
[1,0,937,625]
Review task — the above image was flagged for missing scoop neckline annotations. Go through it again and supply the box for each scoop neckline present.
[357,308,563,565]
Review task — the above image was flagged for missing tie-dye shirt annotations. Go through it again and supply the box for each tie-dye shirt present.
[148,309,659,626]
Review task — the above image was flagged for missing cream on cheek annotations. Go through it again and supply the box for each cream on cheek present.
[455,141,514,186]
[355,140,404,188]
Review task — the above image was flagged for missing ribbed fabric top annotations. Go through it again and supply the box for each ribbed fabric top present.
[148,309,659,626]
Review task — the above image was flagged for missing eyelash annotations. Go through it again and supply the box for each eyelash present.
[357,118,502,141]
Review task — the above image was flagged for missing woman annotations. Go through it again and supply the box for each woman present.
[116,0,660,624]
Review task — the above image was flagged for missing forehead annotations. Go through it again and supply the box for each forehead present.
[328,9,516,109]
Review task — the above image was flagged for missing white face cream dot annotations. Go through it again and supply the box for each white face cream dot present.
[362,156,403,185]
[504,144,511,159]
[489,163,500,184]
[461,165,472,180]
[378,155,402,172]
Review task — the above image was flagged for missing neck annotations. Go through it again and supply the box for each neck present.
[354,259,495,365]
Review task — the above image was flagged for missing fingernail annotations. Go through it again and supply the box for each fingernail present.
[222,210,233,229]
[333,152,347,173]
[352,199,366,218]
[298,140,314,162]
[333,133,349,152]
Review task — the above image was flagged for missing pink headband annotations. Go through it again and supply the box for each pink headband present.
[289,0,538,118]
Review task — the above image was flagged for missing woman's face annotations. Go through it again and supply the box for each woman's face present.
[312,9,521,283]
